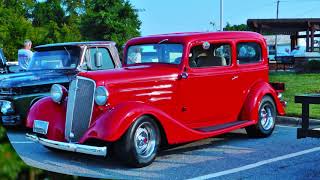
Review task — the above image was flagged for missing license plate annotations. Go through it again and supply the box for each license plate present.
[33,120,49,135]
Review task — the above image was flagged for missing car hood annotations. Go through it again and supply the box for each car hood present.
[0,70,76,88]
[78,64,181,86]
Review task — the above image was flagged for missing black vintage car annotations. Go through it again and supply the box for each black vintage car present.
[0,41,121,126]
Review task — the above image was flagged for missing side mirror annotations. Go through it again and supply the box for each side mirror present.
[94,51,102,68]
[0,48,7,69]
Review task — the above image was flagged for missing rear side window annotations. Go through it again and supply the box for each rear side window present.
[237,42,262,64]
[189,43,231,68]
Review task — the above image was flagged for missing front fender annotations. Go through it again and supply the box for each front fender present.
[80,101,207,144]
[239,81,285,122]
[80,101,163,143]
[26,97,66,141]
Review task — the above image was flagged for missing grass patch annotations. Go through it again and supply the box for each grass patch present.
[269,72,320,118]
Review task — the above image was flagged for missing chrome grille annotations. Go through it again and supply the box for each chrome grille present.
[65,77,96,142]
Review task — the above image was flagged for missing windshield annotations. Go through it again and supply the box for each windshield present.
[126,43,183,65]
[28,47,81,70]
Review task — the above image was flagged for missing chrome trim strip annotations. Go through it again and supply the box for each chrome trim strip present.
[26,134,107,156]
[65,78,78,142]
[77,45,88,72]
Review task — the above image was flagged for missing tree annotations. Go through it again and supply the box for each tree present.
[0,6,35,61]
[224,22,249,31]
[31,0,83,44]
[32,0,66,27]
[80,0,141,50]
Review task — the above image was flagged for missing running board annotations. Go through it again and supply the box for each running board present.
[194,120,251,132]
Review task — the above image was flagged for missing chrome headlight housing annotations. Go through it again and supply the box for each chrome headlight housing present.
[50,84,64,103]
[0,100,14,115]
[94,86,109,105]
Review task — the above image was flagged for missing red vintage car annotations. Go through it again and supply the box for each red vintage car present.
[26,32,286,167]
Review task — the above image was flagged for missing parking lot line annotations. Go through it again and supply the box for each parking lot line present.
[187,146,320,180]
[276,125,297,128]
[10,141,35,144]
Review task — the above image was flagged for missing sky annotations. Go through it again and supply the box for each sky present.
[129,0,320,36]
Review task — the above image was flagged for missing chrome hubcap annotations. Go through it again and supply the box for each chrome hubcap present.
[134,122,156,158]
[260,104,274,130]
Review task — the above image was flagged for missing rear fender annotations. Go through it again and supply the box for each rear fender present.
[239,81,285,122]
[26,97,66,141]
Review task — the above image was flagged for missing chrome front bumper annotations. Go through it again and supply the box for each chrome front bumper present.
[26,134,107,157]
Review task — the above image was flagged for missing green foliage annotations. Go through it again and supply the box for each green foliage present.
[224,22,249,31]
[0,0,140,61]
[32,0,66,27]
[0,6,34,61]
[0,142,28,180]
[0,126,5,140]
[0,126,29,180]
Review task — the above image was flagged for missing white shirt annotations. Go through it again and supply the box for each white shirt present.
[18,49,33,70]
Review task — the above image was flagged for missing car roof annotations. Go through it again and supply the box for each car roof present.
[126,31,264,45]
[35,41,116,49]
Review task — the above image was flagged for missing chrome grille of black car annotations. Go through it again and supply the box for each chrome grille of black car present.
[65,77,96,142]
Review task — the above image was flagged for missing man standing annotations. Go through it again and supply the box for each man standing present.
[18,39,33,70]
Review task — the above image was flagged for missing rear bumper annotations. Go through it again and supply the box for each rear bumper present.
[26,133,107,156]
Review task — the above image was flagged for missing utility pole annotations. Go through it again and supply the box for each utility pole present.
[275,0,280,56]
[276,0,280,18]
[220,0,223,31]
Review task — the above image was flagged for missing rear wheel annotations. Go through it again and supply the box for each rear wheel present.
[246,96,276,138]
[114,116,160,167]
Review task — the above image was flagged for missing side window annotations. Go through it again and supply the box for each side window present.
[237,42,262,64]
[189,43,231,68]
[82,47,114,70]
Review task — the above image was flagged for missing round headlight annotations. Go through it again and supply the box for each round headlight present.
[95,86,109,105]
[1,101,14,115]
[50,84,64,103]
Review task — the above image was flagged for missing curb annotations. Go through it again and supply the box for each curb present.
[276,116,320,126]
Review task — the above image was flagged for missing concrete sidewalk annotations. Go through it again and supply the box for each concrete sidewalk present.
[277,116,320,126]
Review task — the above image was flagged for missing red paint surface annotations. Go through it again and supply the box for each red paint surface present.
[26,31,285,145]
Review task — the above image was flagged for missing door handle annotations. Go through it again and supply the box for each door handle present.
[232,75,239,80]
[180,72,188,79]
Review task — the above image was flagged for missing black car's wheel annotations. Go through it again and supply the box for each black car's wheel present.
[115,116,160,167]
[246,96,276,138]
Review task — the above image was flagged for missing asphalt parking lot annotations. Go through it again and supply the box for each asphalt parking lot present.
[6,124,320,180]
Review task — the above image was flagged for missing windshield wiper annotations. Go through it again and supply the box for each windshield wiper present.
[64,47,71,59]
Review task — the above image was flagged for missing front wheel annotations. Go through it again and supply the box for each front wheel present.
[114,116,160,167]
[246,96,276,138]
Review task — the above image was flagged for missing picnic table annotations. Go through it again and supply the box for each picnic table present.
[296,94,320,138]
[275,55,295,71]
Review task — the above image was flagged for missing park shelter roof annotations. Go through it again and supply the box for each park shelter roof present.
[247,18,320,52]
[247,18,320,35]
